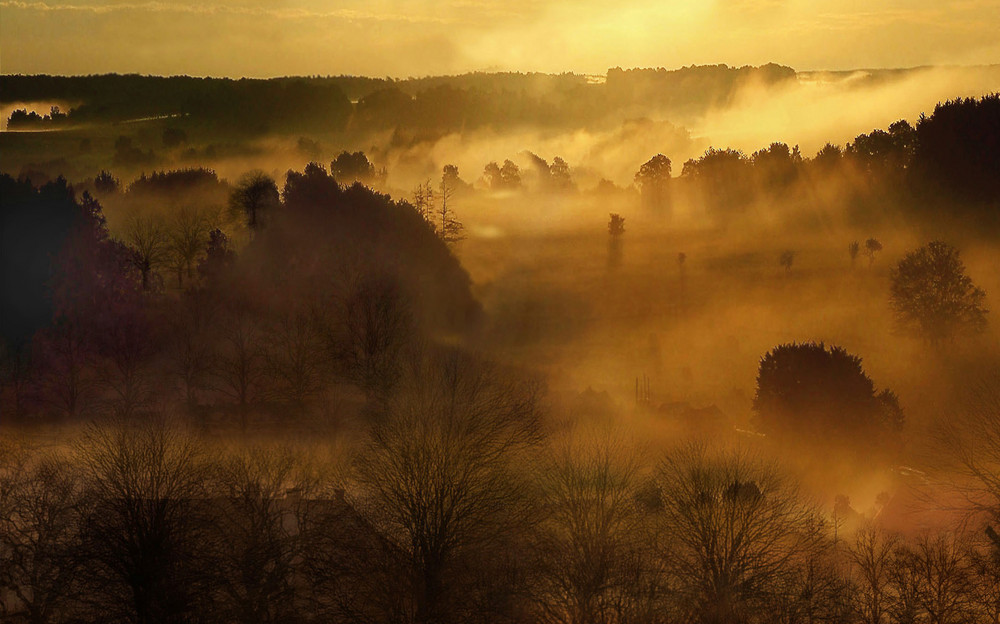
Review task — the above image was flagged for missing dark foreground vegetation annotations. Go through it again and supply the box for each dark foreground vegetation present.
[1,68,999,623]
[2,399,1000,624]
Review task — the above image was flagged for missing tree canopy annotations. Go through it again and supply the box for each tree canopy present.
[753,342,904,449]
[889,241,988,343]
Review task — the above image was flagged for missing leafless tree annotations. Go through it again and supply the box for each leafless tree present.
[204,446,316,624]
[530,434,658,624]
[321,273,413,406]
[437,176,464,245]
[354,349,543,623]
[263,308,326,408]
[850,522,900,624]
[210,305,267,431]
[412,180,435,225]
[653,444,823,624]
[97,308,157,419]
[887,541,924,624]
[74,419,210,624]
[34,320,98,419]
[166,205,214,288]
[933,373,1000,533]
[770,538,853,624]
[0,340,31,420]
[890,533,974,624]
[0,451,87,624]
[967,531,1000,623]
[165,293,217,414]
[123,214,169,291]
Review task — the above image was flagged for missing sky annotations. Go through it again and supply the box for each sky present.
[1,0,999,77]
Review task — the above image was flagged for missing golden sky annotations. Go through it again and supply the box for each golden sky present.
[1,0,999,77]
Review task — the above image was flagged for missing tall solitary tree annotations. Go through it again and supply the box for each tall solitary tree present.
[889,241,988,343]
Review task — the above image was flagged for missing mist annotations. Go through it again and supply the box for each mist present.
[2,55,1000,623]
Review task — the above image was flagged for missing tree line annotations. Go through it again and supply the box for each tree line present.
[0,161,477,424]
[3,381,999,624]
[629,95,999,232]
[2,64,797,135]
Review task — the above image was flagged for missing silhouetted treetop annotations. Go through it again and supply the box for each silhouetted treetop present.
[753,342,903,450]
[265,164,479,330]
[331,151,378,186]
[127,168,227,198]
[911,94,1000,208]
[890,241,988,343]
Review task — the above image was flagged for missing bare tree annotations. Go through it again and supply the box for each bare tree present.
[165,293,217,414]
[850,522,900,624]
[933,373,1000,530]
[354,349,543,623]
[123,214,169,291]
[437,176,464,245]
[891,533,974,624]
[849,241,861,268]
[166,205,214,289]
[34,320,98,419]
[321,274,413,406]
[412,180,435,225]
[0,448,87,624]
[887,541,924,624]
[0,340,32,421]
[653,445,823,624]
[210,305,267,431]
[204,446,316,624]
[967,531,1000,623]
[263,308,326,407]
[531,434,657,624]
[74,419,209,624]
[97,306,157,419]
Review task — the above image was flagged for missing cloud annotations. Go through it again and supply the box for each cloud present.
[2,0,998,76]
[0,0,452,23]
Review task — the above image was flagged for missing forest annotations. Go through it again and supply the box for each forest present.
[1,63,999,624]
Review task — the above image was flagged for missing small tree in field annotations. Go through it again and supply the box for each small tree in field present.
[889,241,988,343]
[779,250,795,272]
[865,238,882,266]
[607,214,625,269]
[849,241,860,267]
